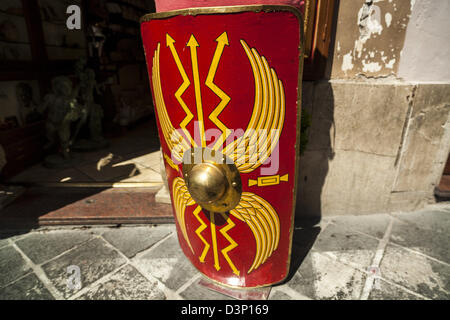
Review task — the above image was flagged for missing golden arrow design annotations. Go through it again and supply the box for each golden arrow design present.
[187,35,206,148]
[209,212,221,271]
[193,206,210,263]
[206,32,232,151]
[152,44,191,163]
[219,212,240,276]
[166,34,196,147]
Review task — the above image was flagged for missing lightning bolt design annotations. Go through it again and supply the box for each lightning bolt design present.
[206,32,232,151]
[193,206,210,263]
[210,212,220,271]
[166,33,196,147]
[219,212,240,276]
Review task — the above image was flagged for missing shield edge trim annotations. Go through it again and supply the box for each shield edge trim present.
[140,4,304,24]
[140,5,305,288]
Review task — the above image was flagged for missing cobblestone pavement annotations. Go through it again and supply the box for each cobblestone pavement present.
[0,203,449,300]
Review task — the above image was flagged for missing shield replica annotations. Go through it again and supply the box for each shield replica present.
[141,5,304,288]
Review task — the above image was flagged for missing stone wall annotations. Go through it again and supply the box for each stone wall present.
[296,0,450,220]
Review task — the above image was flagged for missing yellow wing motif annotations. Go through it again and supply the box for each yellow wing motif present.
[223,40,285,173]
[152,43,192,162]
[172,177,196,253]
[229,192,280,274]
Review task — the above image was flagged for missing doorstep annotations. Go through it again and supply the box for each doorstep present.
[0,185,174,229]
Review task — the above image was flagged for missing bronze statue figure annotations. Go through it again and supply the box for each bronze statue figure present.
[41,76,84,167]
[71,58,108,151]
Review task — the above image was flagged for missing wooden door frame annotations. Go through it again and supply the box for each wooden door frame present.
[303,0,336,80]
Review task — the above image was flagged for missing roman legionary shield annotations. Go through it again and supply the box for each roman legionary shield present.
[141,5,304,288]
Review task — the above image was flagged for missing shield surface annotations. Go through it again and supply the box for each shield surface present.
[141,5,304,288]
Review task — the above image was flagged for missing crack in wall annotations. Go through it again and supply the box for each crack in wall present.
[355,73,399,81]
[394,85,417,168]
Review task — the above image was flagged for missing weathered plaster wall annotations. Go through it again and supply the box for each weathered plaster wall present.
[330,0,450,80]
[297,0,450,218]
[398,0,450,82]
[331,0,413,79]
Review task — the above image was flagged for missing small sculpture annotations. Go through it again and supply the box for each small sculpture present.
[41,76,84,167]
[71,58,108,151]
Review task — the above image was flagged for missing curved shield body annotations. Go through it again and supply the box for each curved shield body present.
[141,5,304,288]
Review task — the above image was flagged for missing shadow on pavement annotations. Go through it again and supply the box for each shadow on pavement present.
[283,224,321,284]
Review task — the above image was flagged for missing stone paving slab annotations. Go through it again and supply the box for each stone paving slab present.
[268,290,293,300]
[41,237,127,299]
[101,225,174,258]
[0,245,31,288]
[312,221,380,270]
[77,265,166,300]
[132,234,199,292]
[379,244,449,300]
[284,249,316,299]
[15,230,93,265]
[390,210,450,264]
[368,279,425,300]
[330,214,391,239]
[285,250,367,300]
[0,273,54,300]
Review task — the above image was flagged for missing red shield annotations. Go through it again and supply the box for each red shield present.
[141,5,303,288]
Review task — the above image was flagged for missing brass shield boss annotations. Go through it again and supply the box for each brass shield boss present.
[182,148,242,213]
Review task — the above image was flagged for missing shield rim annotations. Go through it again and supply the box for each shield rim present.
[141,5,305,288]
